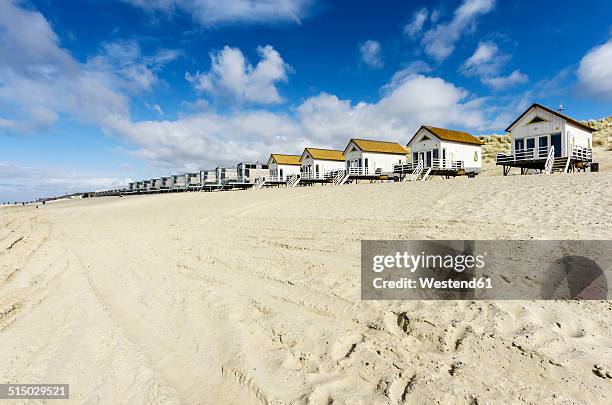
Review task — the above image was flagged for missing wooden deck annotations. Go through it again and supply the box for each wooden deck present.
[496,145,592,175]
[299,174,332,184]
[393,159,467,179]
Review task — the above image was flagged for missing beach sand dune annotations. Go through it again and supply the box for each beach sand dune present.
[1,173,612,404]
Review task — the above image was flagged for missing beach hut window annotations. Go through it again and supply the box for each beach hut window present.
[527,116,547,125]
[515,139,524,151]
[433,149,439,159]
[413,152,418,162]
[364,158,369,168]
[538,136,548,157]
[474,151,478,161]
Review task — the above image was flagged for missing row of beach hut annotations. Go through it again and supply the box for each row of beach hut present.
[91,104,595,197]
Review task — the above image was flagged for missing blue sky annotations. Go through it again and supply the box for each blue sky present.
[1,0,611,201]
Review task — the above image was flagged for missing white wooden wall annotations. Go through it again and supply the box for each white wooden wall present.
[301,156,344,175]
[509,106,569,155]
[343,141,406,173]
[268,162,301,180]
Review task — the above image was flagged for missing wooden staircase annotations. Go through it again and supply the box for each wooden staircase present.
[551,156,570,173]
[409,160,424,181]
[252,177,266,190]
[420,167,432,181]
[287,174,300,187]
[333,170,349,185]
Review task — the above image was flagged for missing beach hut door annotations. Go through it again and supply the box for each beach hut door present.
[526,138,535,158]
[551,133,562,157]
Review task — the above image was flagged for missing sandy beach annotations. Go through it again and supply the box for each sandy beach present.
[1,173,612,404]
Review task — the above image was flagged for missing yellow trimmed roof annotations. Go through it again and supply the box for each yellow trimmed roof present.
[348,139,408,154]
[302,148,344,161]
[416,126,483,146]
[269,154,301,165]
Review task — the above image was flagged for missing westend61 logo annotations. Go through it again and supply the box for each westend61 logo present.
[361,240,610,300]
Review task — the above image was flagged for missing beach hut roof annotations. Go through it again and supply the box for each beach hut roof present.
[345,139,407,155]
[269,154,302,165]
[409,126,483,146]
[505,103,595,133]
[301,148,344,162]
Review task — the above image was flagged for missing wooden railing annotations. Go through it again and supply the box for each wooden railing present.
[345,167,382,176]
[544,146,555,174]
[394,159,464,174]
[286,174,299,187]
[252,178,266,190]
[571,145,592,161]
[256,175,288,183]
[410,160,424,181]
[300,172,327,180]
[496,146,550,163]
[497,144,593,164]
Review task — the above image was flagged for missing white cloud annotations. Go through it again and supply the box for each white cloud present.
[461,41,527,90]
[577,39,612,99]
[283,72,487,147]
[185,45,291,104]
[404,8,428,38]
[108,72,488,171]
[0,162,131,201]
[385,61,432,90]
[105,111,304,169]
[430,9,440,24]
[87,40,179,94]
[121,0,314,26]
[359,40,384,69]
[482,70,528,91]
[0,1,163,132]
[422,0,496,62]
[461,41,508,77]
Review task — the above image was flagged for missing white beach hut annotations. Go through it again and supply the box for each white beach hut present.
[171,174,187,191]
[161,176,173,191]
[151,178,162,191]
[343,139,407,177]
[267,154,301,183]
[237,162,268,183]
[496,103,595,175]
[300,148,345,182]
[200,170,217,184]
[215,167,238,185]
[185,172,201,190]
[403,126,483,177]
